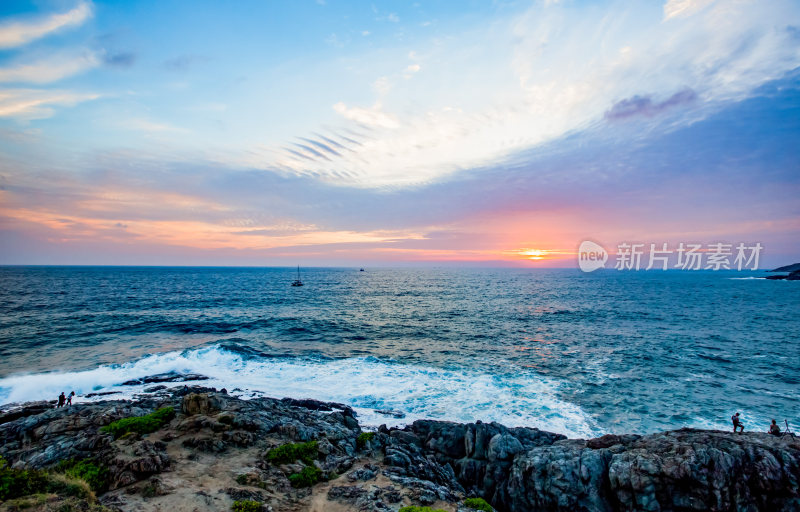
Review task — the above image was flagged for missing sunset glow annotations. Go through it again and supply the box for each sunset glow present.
[0,0,798,267]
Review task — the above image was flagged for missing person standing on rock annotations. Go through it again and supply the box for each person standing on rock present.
[57,392,66,408]
[732,412,744,433]
[66,391,75,406]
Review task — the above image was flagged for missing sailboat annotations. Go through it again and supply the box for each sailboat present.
[291,265,303,287]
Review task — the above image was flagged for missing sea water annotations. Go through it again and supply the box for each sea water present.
[0,266,797,438]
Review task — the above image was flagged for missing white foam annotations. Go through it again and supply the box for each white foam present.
[0,345,601,438]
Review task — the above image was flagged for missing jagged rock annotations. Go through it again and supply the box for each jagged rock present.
[221,487,268,502]
[182,436,226,452]
[84,391,122,398]
[122,372,209,386]
[180,392,226,416]
[502,429,800,512]
[375,409,406,418]
[2,387,799,512]
[222,429,256,447]
[328,485,368,500]
[0,401,56,425]
[487,433,524,462]
[586,433,641,449]
[347,463,380,481]
[108,440,171,489]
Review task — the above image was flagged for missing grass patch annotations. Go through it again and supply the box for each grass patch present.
[265,440,318,465]
[0,492,52,509]
[231,499,263,512]
[57,459,109,493]
[398,507,448,512]
[1,456,50,501]
[45,473,94,500]
[0,457,95,503]
[464,497,493,511]
[356,432,375,449]
[287,465,322,488]
[100,407,175,439]
[234,473,269,490]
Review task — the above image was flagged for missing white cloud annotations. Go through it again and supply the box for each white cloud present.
[0,89,99,120]
[122,119,187,134]
[0,52,99,84]
[373,76,392,95]
[294,1,800,187]
[332,102,399,129]
[663,0,716,20]
[403,64,421,78]
[0,2,92,49]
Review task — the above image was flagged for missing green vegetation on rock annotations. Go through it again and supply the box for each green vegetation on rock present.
[398,507,448,512]
[265,440,318,465]
[231,499,263,512]
[101,407,175,439]
[356,432,375,449]
[58,459,109,493]
[464,497,494,511]
[0,456,95,502]
[287,465,322,488]
[0,457,50,501]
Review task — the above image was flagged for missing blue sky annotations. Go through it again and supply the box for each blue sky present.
[0,0,798,266]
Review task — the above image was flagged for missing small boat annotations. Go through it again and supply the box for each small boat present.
[291,265,303,287]
[359,268,365,272]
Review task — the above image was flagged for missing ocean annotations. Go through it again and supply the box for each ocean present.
[0,266,797,438]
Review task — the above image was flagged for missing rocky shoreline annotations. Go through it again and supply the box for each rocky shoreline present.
[1,386,799,512]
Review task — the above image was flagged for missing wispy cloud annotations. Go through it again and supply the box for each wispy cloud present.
[0,89,99,120]
[262,0,800,187]
[0,2,92,49]
[163,54,210,72]
[0,52,99,84]
[403,64,421,78]
[333,102,399,129]
[605,88,697,121]
[103,52,136,68]
[663,0,716,20]
[121,118,187,134]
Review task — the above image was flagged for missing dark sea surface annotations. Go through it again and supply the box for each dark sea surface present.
[0,266,797,437]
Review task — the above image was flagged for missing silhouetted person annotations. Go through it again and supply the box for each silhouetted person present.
[732,412,744,433]
[57,392,66,408]
[66,391,75,406]
[769,419,781,436]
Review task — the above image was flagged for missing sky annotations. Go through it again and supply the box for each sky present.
[0,0,798,267]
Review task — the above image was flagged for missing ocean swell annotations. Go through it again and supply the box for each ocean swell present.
[0,343,601,438]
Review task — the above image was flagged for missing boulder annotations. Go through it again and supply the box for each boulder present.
[181,393,226,416]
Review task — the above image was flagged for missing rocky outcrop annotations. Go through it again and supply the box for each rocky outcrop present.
[769,263,800,273]
[766,269,800,280]
[502,429,800,511]
[1,387,799,511]
[377,420,800,511]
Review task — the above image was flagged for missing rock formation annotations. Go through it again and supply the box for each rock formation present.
[1,386,798,511]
